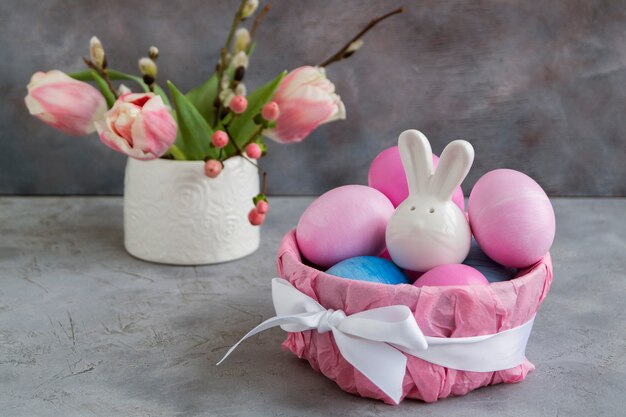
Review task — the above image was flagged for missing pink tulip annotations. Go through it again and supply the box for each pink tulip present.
[24,70,107,136]
[95,93,177,160]
[263,66,346,144]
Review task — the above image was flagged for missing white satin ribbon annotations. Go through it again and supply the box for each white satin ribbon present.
[218,278,535,404]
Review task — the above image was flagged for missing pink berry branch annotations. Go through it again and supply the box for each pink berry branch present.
[202,3,404,226]
[205,101,276,226]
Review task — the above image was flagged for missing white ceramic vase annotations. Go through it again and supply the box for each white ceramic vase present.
[123,156,260,265]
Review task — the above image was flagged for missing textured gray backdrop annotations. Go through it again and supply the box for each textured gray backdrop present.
[1,0,625,196]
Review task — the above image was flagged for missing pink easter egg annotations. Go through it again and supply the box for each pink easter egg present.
[296,185,394,268]
[468,169,555,268]
[368,146,465,210]
[414,264,489,287]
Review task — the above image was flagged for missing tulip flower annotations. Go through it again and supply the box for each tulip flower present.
[262,66,346,144]
[24,70,107,136]
[95,93,177,160]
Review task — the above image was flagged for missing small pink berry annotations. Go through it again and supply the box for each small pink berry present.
[229,95,248,114]
[204,159,223,178]
[248,208,266,226]
[256,200,269,214]
[211,130,229,148]
[261,101,280,121]
[245,143,262,159]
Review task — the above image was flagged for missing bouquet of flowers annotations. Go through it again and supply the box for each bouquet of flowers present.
[24,1,402,225]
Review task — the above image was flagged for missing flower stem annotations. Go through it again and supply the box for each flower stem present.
[168,144,186,160]
[318,7,404,67]
[224,1,247,54]
[83,57,118,99]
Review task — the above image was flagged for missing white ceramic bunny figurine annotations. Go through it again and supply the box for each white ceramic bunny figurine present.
[386,130,474,272]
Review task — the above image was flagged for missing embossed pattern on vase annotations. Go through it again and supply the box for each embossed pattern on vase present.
[124,157,260,265]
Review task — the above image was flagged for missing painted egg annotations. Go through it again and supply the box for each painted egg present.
[296,185,394,268]
[326,256,410,285]
[463,238,518,282]
[468,169,555,268]
[413,264,489,287]
[368,145,465,210]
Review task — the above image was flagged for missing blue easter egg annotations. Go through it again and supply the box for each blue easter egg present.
[326,256,410,285]
[463,238,518,283]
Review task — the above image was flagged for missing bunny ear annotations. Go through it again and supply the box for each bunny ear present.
[431,140,474,202]
[398,130,434,196]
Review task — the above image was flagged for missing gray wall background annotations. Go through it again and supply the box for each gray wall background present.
[1,0,625,196]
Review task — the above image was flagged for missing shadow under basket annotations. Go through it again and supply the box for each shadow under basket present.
[276,230,553,404]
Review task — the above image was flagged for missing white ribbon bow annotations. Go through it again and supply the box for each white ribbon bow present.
[218,278,535,404]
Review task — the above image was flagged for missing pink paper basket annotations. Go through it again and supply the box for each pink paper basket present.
[276,229,553,404]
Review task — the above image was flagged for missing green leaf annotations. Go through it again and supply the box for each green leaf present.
[68,70,93,82]
[75,69,171,106]
[229,71,286,148]
[89,70,115,107]
[108,70,170,107]
[252,193,267,206]
[69,69,171,107]
[106,69,149,92]
[69,69,115,107]
[167,80,217,161]
[185,74,218,127]
[183,46,259,128]
[152,84,171,107]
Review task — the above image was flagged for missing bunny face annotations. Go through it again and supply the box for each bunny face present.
[385,130,474,272]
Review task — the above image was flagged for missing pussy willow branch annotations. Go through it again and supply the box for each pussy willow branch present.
[250,3,271,40]
[319,7,404,67]
[214,0,248,125]
[82,57,118,98]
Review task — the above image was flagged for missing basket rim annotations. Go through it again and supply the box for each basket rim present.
[277,228,552,299]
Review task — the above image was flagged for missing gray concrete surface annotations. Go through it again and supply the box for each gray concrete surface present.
[0,197,625,416]
[2,0,626,196]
